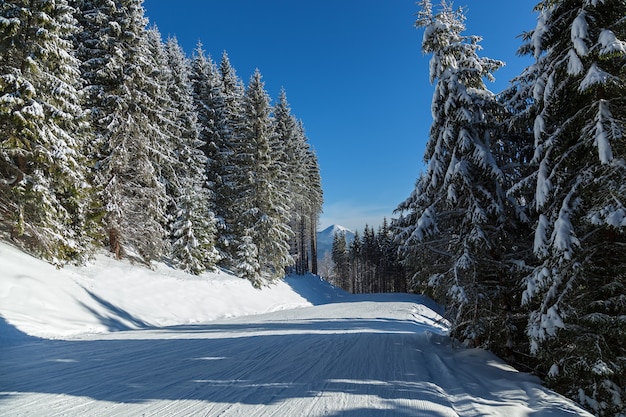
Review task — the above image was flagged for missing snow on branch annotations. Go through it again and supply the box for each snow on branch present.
[586,99,615,164]
[534,214,550,258]
[579,63,616,92]
[566,49,584,75]
[535,153,553,210]
[571,11,590,56]
[598,29,626,56]
[550,177,582,261]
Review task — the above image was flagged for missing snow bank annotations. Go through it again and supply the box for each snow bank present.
[0,242,316,340]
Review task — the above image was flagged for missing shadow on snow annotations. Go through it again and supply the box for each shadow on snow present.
[1,320,443,408]
[0,278,583,416]
[0,312,581,417]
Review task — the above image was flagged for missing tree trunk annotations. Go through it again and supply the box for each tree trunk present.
[310,216,317,275]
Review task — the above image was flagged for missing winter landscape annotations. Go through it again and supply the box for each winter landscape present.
[1,0,625,416]
[0,241,593,416]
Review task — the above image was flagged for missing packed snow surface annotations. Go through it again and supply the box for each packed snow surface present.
[0,242,592,416]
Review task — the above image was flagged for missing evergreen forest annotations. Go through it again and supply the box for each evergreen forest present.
[391,1,625,415]
[0,0,323,286]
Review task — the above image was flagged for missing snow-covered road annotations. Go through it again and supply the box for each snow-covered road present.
[1,298,590,417]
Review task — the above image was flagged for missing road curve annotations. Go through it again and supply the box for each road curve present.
[0,300,591,417]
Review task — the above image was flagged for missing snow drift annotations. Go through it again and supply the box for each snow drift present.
[0,241,314,340]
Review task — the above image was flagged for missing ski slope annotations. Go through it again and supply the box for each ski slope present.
[0,242,592,416]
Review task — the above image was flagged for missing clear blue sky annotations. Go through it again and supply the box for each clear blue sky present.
[142,0,538,232]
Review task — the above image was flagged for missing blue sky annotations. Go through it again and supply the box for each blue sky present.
[142,0,538,232]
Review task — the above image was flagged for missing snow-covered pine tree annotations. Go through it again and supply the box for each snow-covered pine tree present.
[143,26,177,212]
[215,51,246,269]
[377,219,406,293]
[264,87,295,277]
[0,0,94,263]
[361,225,380,293]
[303,142,323,275]
[234,69,293,285]
[515,0,626,414]
[190,45,233,266]
[73,0,168,262]
[164,36,219,274]
[395,0,519,348]
[348,230,362,294]
[273,89,315,274]
[331,230,350,290]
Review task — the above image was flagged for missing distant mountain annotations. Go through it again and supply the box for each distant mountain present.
[317,224,355,261]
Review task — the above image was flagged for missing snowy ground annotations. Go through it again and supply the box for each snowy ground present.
[1,242,592,416]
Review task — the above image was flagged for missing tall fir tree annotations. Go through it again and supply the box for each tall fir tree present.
[377,219,407,293]
[331,230,350,290]
[216,51,246,268]
[0,0,94,263]
[190,45,233,266]
[304,143,323,275]
[73,0,168,262]
[514,0,626,414]
[395,0,523,350]
[361,225,380,293]
[163,36,219,273]
[273,89,320,275]
[348,230,362,293]
[234,69,293,284]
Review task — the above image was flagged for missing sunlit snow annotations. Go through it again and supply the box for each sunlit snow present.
[0,242,592,416]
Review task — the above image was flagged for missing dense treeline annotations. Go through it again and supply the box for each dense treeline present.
[330,219,406,294]
[394,1,625,415]
[0,0,322,284]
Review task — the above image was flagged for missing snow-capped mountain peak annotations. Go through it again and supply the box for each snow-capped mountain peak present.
[317,225,356,261]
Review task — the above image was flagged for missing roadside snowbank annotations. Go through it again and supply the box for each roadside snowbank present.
[0,242,317,340]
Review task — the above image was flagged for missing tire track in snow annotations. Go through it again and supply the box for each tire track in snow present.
[1,300,592,417]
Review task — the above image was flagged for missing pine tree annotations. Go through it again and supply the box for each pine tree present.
[378,219,406,293]
[361,225,380,292]
[273,89,302,272]
[331,230,350,290]
[395,0,519,348]
[348,230,362,293]
[163,36,219,273]
[234,69,293,284]
[273,89,321,275]
[73,0,168,262]
[304,144,323,275]
[0,0,94,263]
[515,1,626,414]
[215,51,246,268]
[190,45,233,266]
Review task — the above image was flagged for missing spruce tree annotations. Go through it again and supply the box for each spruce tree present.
[395,0,519,348]
[164,36,219,273]
[190,45,232,266]
[73,0,168,262]
[331,230,350,290]
[361,225,379,293]
[348,230,362,293]
[216,51,246,268]
[515,0,626,413]
[0,0,94,263]
[378,219,406,293]
[273,89,318,274]
[304,144,323,275]
[234,69,293,284]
